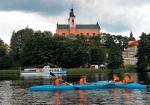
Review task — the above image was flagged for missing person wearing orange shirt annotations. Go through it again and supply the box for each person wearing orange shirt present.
[54,76,61,86]
[54,76,70,86]
[54,76,67,86]
[80,76,88,85]
[122,74,134,84]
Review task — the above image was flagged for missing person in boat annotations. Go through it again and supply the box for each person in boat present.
[54,76,65,86]
[112,74,121,83]
[122,74,134,84]
[80,76,88,85]
[54,76,70,86]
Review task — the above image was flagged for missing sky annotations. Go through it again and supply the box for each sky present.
[0,0,150,44]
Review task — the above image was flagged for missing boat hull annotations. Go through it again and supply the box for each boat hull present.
[30,81,147,91]
[21,71,67,76]
[30,84,106,91]
[21,72,49,76]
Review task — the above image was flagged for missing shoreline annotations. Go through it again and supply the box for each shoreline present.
[0,66,150,80]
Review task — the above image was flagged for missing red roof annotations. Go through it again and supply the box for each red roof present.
[128,41,139,47]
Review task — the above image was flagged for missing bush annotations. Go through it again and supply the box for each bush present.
[0,55,12,69]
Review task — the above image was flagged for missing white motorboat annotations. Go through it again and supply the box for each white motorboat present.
[20,66,67,77]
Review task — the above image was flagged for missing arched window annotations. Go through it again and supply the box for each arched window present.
[80,33,83,35]
[87,33,89,36]
[93,33,95,36]
[72,19,74,23]
[62,33,65,36]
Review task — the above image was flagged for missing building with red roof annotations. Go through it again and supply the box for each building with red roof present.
[56,8,101,37]
[123,38,139,65]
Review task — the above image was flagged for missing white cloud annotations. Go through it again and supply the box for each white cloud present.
[0,11,56,44]
[74,0,150,39]
[1,0,150,44]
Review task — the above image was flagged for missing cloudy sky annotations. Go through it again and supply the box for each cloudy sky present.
[0,0,150,44]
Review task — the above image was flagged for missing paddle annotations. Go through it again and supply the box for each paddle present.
[50,72,56,77]
[49,71,80,90]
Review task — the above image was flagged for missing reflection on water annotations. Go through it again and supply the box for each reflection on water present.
[0,72,150,105]
[79,90,88,105]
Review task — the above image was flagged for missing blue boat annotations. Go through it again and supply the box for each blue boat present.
[30,81,147,91]
[94,81,147,89]
[30,84,106,91]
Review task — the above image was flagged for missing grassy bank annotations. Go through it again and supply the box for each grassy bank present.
[0,65,147,79]
[111,65,137,73]
[0,69,20,80]
[68,68,110,75]
[68,65,137,75]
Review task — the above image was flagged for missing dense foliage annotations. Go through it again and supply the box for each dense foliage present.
[89,47,106,65]
[8,28,133,69]
[0,39,12,69]
[137,33,150,71]
[21,33,88,68]
[107,45,123,69]
[10,28,34,60]
[4,26,150,72]
[101,33,130,68]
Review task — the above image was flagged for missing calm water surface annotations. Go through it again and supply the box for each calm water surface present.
[0,72,150,105]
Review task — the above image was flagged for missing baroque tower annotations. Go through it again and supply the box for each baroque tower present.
[56,8,100,37]
[68,8,76,34]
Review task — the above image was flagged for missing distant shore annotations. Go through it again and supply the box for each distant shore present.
[68,66,137,75]
[0,69,20,80]
[1,65,150,80]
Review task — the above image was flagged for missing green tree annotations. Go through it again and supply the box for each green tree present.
[107,45,123,69]
[101,33,129,50]
[10,28,34,60]
[137,33,150,71]
[76,35,88,47]
[21,31,53,67]
[89,47,106,65]
[113,35,129,50]
[21,32,87,68]
[101,33,114,48]
[88,34,101,46]
[0,39,12,69]
[101,33,130,69]
[61,40,88,68]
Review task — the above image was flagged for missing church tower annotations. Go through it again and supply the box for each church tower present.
[56,8,101,37]
[129,31,135,41]
[130,31,133,38]
[68,8,76,34]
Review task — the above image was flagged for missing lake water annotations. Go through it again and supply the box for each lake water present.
[0,72,150,105]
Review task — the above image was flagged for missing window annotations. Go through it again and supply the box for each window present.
[87,33,89,36]
[93,33,95,36]
[62,33,65,36]
[72,19,74,23]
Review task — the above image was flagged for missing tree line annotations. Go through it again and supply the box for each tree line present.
[1,27,149,70]
[10,28,107,68]
[0,39,12,69]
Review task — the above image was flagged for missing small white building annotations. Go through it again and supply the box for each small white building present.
[123,41,139,65]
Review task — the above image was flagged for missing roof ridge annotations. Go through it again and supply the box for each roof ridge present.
[57,24,100,29]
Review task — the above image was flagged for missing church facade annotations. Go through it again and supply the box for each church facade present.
[56,8,101,37]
